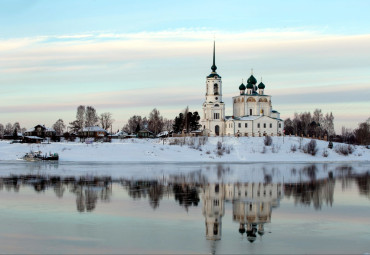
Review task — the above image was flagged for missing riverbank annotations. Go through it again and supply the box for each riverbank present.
[0,136,369,163]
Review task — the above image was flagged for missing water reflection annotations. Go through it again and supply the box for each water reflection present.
[0,163,369,243]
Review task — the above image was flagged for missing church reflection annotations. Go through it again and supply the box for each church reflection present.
[201,182,283,242]
[0,165,369,242]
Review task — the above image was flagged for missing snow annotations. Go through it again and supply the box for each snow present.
[82,126,107,132]
[0,136,369,163]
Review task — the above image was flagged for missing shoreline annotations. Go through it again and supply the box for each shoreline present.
[0,136,369,163]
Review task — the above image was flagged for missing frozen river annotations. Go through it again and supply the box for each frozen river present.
[0,162,369,254]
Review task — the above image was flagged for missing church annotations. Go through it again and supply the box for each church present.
[201,42,284,137]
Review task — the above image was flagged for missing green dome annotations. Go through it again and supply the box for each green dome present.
[246,82,253,89]
[239,83,246,90]
[258,82,265,89]
[247,75,257,85]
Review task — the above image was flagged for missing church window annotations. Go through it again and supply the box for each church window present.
[258,123,260,128]
[245,123,247,128]
[249,203,252,211]
[250,109,252,115]
[214,113,220,119]
[279,123,281,128]
[234,99,236,103]
[264,123,266,128]
[270,123,272,128]
[242,98,244,102]
[214,104,219,107]
[213,84,219,95]
[238,123,241,128]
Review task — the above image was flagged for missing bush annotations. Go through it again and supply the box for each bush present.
[261,146,267,154]
[291,144,297,152]
[328,141,333,149]
[302,140,318,156]
[271,144,280,153]
[322,149,329,157]
[264,136,272,146]
[334,144,354,156]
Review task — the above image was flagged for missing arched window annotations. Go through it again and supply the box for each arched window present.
[213,84,219,95]
[242,98,244,102]
[214,104,219,107]
[215,125,220,136]
[247,97,256,102]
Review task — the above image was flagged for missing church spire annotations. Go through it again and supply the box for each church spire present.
[211,41,217,72]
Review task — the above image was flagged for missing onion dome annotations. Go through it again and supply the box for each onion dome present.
[258,81,265,89]
[239,83,246,90]
[246,82,253,89]
[247,75,257,85]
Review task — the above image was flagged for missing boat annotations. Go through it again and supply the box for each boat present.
[21,151,59,161]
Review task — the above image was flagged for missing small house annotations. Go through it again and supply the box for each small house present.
[79,126,108,138]
[137,128,155,138]
[24,125,56,138]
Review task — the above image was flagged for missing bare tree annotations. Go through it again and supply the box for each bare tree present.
[53,119,66,136]
[85,106,99,127]
[148,108,164,135]
[76,105,86,130]
[100,112,114,131]
[163,118,174,132]
[12,122,21,133]
[0,124,4,138]
[123,115,143,134]
[4,123,13,135]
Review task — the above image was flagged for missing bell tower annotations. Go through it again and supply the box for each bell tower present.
[201,41,225,136]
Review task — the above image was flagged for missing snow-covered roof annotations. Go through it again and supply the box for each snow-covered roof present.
[25,125,55,132]
[24,136,43,139]
[82,126,108,132]
[113,131,128,136]
[156,131,169,137]
[225,115,261,121]
[225,115,283,122]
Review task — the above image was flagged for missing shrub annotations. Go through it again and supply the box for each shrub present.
[302,140,318,156]
[217,141,222,150]
[334,144,354,156]
[261,146,267,154]
[290,144,297,152]
[199,136,208,146]
[264,136,273,146]
[271,144,280,153]
[328,141,333,149]
[322,149,329,157]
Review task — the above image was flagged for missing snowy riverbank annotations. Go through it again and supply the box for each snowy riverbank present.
[0,136,369,163]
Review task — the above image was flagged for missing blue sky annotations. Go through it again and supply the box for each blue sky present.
[1,0,369,131]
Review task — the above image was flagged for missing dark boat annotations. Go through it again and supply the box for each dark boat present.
[21,151,59,161]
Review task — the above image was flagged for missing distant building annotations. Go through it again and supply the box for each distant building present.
[79,126,108,138]
[201,42,284,137]
[137,128,155,138]
[24,124,56,138]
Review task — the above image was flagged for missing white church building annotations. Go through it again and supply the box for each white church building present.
[201,42,284,137]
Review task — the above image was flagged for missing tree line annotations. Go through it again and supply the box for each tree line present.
[284,109,335,137]
[284,109,369,145]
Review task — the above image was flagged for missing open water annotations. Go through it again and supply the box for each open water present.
[0,162,369,254]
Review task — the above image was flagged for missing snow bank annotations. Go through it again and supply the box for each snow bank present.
[0,136,369,163]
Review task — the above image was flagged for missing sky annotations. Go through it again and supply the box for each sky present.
[0,0,369,133]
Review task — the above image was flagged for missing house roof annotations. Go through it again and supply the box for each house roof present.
[82,126,108,132]
[25,125,55,133]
